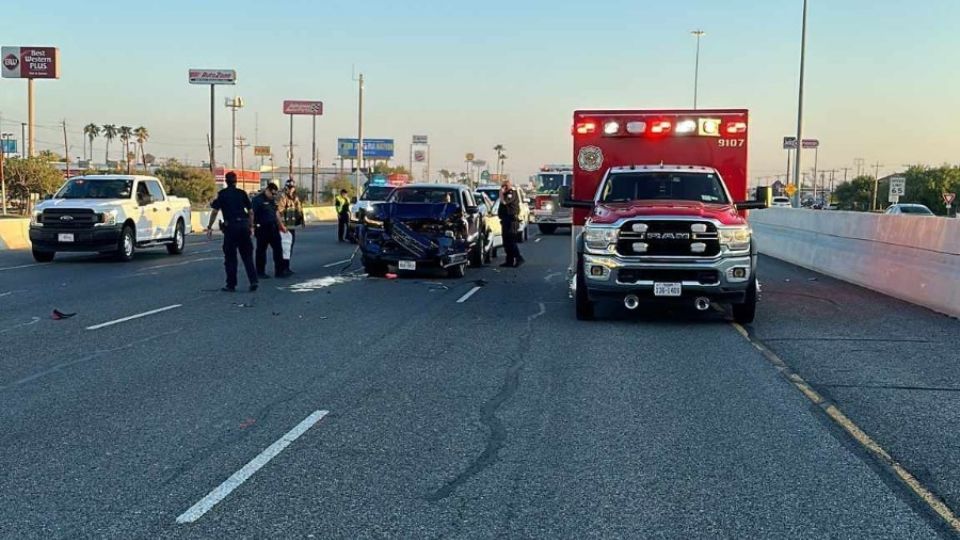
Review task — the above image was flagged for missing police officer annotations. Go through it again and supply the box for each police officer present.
[335,188,351,242]
[498,179,525,268]
[206,171,258,292]
[252,183,288,279]
[277,178,305,274]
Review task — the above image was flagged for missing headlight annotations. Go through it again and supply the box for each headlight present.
[362,214,383,228]
[95,210,118,227]
[719,226,751,251]
[583,224,619,252]
[542,202,554,212]
[30,212,43,227]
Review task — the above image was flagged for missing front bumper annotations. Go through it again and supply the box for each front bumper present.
[580,253,755,303]
[29,225,123,252]
[531,211,571,225]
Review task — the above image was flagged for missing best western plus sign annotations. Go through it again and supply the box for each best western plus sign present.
[1,47,60,79]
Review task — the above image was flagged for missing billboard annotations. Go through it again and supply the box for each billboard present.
[1,139,16,154]
[254,146,271,157]
[188,69,237,85]
[337,138,394,159]
[414,150,426,162]
[283,100,324,115]
[2,47,60,79]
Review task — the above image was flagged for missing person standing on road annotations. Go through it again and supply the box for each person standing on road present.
[277,179,305,275]
[252,183,289,279]
[335,189,351,242]
[498,179,525,268]
[206,171,258,292]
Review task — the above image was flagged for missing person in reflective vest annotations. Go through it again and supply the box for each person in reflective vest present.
[335,189,351,242]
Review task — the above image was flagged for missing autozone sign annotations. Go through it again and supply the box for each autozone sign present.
[283,100,324,115]
[188,69,237,85]
[2,47,60,79]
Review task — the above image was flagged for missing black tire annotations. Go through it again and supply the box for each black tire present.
[362,256,387,277]
[32,249,55,263]
[732,279,758,324]
[491,246,498,259]
[115,225,136,262]
[166,220,186,255]
[447,263,466,278]
[539,224,557,235]
[575,254,594,321]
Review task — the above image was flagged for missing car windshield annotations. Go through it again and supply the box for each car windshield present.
[478,188,500,202]
[538,174,570,192]
[55,179,133,199]
[390,188,458,204]
[900,205,933,215]
[361,185,394,201]
[773,197,790,203]
[600,172,729,204]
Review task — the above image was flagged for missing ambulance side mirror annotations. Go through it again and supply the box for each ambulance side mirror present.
[559,185,593,209]
[735,186,771,210]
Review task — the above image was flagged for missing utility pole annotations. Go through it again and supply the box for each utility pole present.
[0,122,7,215]
[840,167,851,184]
[854,158,865,178]
[237,136,250,173]
[28,79,35,157]
[224,96,244,169]
[21,123,26,157]
[871,161,884,211]
[691,30,706,109]
[62,120,70,178]
[288,113,294,180]
[209,84,216,173]
[312,114,318,204]
[791,0,809,208]
[354,71,365,196]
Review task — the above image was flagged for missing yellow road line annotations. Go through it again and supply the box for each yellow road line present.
[731,322,960,534]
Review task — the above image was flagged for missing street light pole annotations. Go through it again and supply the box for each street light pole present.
[791,0,809,208]
[354,72,365,196]
[691,30,706,109]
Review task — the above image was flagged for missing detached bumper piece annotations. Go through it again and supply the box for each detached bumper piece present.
[361,221,469,269]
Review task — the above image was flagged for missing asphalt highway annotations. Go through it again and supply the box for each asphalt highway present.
[0,224,956,538]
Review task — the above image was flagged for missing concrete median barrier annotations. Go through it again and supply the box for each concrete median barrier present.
[0,218,31,250]
[189,206,338,233]
[750,208,960,317]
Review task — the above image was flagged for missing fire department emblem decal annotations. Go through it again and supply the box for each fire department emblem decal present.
[578,146,603,172]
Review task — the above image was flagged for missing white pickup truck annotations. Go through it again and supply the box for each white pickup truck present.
[29,175,191,262]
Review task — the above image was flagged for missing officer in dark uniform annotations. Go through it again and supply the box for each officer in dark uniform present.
[498,179,526,268]
[251,183,288,279]
[206,171,258,292]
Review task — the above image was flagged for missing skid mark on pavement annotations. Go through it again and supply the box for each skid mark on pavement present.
[426,301,542,502]
[732,322,960,534]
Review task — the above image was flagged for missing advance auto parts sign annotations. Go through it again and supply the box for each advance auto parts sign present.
[2,47,60,79]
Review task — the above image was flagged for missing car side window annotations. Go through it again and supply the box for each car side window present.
[146,181,165,202]
[137,182,150,203]
[463,190,474,208]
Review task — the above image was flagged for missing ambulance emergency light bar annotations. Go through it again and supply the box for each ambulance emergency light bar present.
[575,116,747,138]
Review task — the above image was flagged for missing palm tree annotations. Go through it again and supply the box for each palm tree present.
[493,144,506,179]
[439,169,452,182]
[82,124,100,162]
[134,127,149,171]
[119,126,133,173]
[102,124,118,167]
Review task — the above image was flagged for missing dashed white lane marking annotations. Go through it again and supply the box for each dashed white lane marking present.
[535,237,542,243]
[322,258,352,268]
[543,272,563,282]
[527,302,546,321]
[456,286,482,303]
[140,257,219,271]
[85,304,182,331]
[0,317,41,335]
[176,410,330,524]
[0,262,50,272]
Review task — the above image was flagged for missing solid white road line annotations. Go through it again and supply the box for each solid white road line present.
[457,286,482,303]
[323,258,352,268]
[85,304,183,331]
[140,257,219,271]
[0,262,50,272]
[176,410,330,524]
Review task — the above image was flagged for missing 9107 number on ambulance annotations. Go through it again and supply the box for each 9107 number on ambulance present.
[560,109,768,322]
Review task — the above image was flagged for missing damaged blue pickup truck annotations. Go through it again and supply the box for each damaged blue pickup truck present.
[358,184,488,278]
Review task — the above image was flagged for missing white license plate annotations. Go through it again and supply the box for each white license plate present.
[58,233,75,243]
[654,282,682,297]
[398,260,416,271]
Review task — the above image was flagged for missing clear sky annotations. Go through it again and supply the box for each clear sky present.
[2,0,958,183]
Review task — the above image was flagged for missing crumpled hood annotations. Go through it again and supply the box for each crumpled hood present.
[370,202,461,222]
[35,198,132,212]
[589,200,745,226]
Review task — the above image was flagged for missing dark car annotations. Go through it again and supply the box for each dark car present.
[359,184,485,278]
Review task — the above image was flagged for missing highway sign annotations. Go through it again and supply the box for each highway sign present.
[337,138,394,159]
[945,193,957,206]
[801,139,820,149]
[254,146,271,157]
[1,139,16,154]
[466,153,475,162]
[782,137,798,150]
[2,47,60,79]
[188,69,236,85]
[283,100,324,115]
[888,176,906,203]
[784,183,798,197]
[480,170,490,182]
[412,135,428,145]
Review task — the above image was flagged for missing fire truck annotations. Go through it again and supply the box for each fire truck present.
[560,109,767,322]
[531,165,573,234]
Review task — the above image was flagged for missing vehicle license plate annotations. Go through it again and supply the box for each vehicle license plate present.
[654,282,682,297]
[58,233,75,243]
[398,260,416,271]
